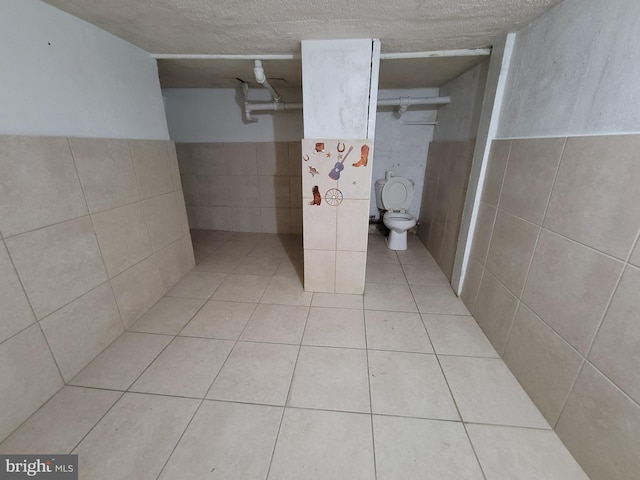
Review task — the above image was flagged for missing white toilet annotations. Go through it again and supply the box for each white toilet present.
[375,174,417,250]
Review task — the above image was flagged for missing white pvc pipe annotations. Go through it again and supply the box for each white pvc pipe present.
[253,60,282,103]
[247,102,303,112]
[380,48,491,59]
[152,48,490,61]
[376,96,450,106]
[243,96,449,114]
[152,53,299,60]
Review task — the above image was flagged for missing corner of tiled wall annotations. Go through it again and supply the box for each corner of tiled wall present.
[419,139,475,280]
[461,133,640,480]
[0,134,193,441]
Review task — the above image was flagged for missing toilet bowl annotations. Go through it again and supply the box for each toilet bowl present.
[375,175,417,251]
[383,212,417,250]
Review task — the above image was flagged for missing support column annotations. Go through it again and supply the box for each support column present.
[301,39,380,294]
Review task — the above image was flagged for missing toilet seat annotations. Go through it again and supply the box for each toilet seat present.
[384,212,414,222]
[381,177,414,212]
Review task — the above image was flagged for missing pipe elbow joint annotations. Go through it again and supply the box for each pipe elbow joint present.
[253,60,266,84]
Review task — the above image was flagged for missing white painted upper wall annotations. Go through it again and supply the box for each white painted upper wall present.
[498,0,640,138]
[302,39,375,140]
[372,88,438,218]
[434,60,490,142]
[0,0,169,140]
[163,88,304,143]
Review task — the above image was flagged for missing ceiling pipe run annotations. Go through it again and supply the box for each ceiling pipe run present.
[151,48,490,60]
[377,96,451,117]
[243,60,451,122]
[242,89,450,122]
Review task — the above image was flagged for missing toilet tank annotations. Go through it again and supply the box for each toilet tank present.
[375,179,387,210]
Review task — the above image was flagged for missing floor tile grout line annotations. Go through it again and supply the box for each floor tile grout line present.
[461,422,489,480]
[432,346,488,480]
[155,290,259,480]
[363,307,378,480]
[264,302,312,480]
[68,390,128,455]
[23,383,564,434]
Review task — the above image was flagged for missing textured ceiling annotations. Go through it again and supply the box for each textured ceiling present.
[42,0,562,87]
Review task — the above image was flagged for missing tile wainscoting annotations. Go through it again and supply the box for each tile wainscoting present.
[0,135,194,440]
[176,142,303,234]
[461,134,640,480]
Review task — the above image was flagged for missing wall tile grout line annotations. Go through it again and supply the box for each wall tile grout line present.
[500,137,567,352]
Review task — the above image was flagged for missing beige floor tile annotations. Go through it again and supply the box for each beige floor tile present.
[373,415,484,480]
[302,307,366,348]
[411,285,471,315]
[240,304,309,344]
[397,248,437,265]
[0,386,121,454]
[232,255,282,276]
[194,254,245,273]
[208,342,298,405]
[73,393,199,480]
[365,263,407,284]
[180,300,257,340]
[166,272,227,299]
[368,350,458,420]
[288,346,370,413]
[268,408,375,480]
[249,241,290,258]
[129,297,205,335]
[423,314,499,357]
[274,254,303,279]
[212,274,271,303]
[311,292,363,309]
[131,337,233,398]
[467,424,588,480]
[439,356,549,428]
[364,283,417,313]
[70,332,172,390]
[365,310,433,353]
[261,275,313,306]
[366,245,400,264]
[402,263,450,286]
[215,238,262,257]
[159,400,282,480]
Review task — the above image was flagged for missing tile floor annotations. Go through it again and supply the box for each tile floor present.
[0,230,589,480]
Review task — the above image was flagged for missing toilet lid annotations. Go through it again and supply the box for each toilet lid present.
[382,177,413,211]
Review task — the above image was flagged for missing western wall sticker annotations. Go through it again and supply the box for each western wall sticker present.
[328,146,354,180]
[309,186,321,205]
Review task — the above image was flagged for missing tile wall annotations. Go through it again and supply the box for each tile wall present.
[0,135,194,441]
[302,139,374,294]
[176,142,303,234]
[461,134,640,480]
[418,140,475,280]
